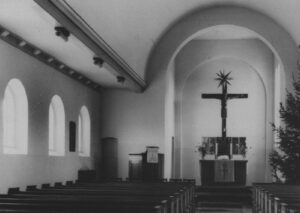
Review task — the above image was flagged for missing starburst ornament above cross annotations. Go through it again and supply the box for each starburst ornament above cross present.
[202,70,248,158]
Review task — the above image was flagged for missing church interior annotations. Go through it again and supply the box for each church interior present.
[0,0,300,212]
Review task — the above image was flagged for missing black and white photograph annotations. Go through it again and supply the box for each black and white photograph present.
[0,0,300,212]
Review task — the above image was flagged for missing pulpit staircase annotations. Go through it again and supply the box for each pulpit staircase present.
[195,185,252,213]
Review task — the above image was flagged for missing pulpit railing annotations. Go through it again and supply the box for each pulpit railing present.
[198,137,246,159]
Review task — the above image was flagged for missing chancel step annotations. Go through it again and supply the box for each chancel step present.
[195,186,252,213]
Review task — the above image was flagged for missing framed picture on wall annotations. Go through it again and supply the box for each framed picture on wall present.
[69,121,76,152]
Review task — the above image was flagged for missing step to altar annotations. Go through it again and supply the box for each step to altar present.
[195,185,252,213]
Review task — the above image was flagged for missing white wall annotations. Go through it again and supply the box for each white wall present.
[101,74,166,178]
[182,58,266,184]
[176,39,274,185]
[101,39,276,184]
[0,39,102,193]
[102,6,298,183]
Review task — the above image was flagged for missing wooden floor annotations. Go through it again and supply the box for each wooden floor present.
[194,186,252,213]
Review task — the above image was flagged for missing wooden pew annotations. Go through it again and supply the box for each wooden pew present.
[2,194,168,213]
[0,197,165,213]
[68,181,195,212]
[0,181,195,213]
[253,183,300,213]
[5,192,175,212]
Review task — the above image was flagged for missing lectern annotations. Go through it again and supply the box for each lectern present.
[128,146,164,181]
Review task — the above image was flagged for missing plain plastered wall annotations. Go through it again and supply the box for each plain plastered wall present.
[0,40,102,193]
[101,75,166,178]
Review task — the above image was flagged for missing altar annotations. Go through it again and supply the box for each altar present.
[200,159,247,185]
[199,136,248,185]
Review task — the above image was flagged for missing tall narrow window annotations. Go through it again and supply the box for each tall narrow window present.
[78,106,91,157]
[49,95,65,156]
[3,79,28,154]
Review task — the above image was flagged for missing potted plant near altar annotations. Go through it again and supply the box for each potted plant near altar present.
[239,143,247,158]
[196,137,217,159]
[231,137,248,160]
[195,144,206,159]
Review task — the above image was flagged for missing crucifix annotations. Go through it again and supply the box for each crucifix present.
[202,71,248,158]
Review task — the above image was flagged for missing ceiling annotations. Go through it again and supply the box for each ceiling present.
[0,0,299,91]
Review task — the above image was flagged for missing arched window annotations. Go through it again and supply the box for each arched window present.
[49,95,65,156]
[78,106,91,157]
[3,79,28,154]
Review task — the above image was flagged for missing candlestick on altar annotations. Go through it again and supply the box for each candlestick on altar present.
[230,138,233,159]
[215,140,218,159]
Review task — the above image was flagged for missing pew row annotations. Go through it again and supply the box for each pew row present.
[0,181,195,213]
[253,183,300,213]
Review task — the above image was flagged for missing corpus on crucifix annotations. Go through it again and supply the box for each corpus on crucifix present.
[202,71,248,158]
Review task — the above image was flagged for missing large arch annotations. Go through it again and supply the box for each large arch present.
[146,6,299,180]
[179,57,267,185]
[146,6,297,86]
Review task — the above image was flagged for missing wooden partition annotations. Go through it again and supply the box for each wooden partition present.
[102,137,118,180]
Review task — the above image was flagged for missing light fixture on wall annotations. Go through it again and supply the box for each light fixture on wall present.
[54,26,70,41]
[93,57,104,68]
[117,76,126,84]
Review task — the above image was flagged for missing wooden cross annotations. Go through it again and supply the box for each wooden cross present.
[202,71,248,157]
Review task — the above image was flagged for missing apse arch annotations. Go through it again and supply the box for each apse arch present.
[146,5,296,180]
[174,39,278,182]
[179,57,268,184]
[176,55,268,100]
[146,6,297,89]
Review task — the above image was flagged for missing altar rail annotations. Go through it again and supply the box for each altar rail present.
[253,183,300,213]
